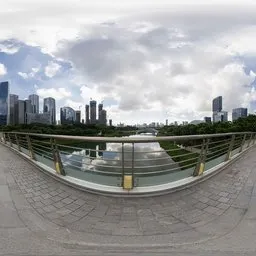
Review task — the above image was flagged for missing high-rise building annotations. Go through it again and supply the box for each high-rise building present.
[28,94,39,114]
[24,99,32,124]
[213,111,228,123]
[43,97,56,125]
[109,119,112,126]
[232,108,248,121]
[165,119,168,126]
[0,81,9,125]
[98,103,103,121]
[75,110,81,123]
[85,104,90,124]
[8,94,19,125]
[212,96,222,112]
[204,117,211,123]
[60,107,75,124]
[90,100,97,124]
[26,113,51,125]
[98,109,107,125]
[18,100,25,124]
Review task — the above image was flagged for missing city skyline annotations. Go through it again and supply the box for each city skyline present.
[0,81,250,126]
[1,2,256,125]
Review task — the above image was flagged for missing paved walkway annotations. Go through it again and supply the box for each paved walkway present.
[1,143,256,255]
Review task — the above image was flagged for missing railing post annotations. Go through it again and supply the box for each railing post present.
[51,138,65,176]
[15,134,21,151]
[2,133,6,144]
[225,134,236,161]
[253,134,256,145]
[122,142,133,190]
[247,133,253,147]
[131,142,135,188]
[26,134,35,159]
[239,134,247,152]
[7,133,12,147]
[193,139,209,176]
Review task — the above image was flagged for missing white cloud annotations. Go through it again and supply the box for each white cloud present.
[44,61,61,77]
[0,63,7,76]
[18,67,40,79]
[36,87,71,100]
[0,43,20,54]
[17,72,29,79]
[2,3,256,124]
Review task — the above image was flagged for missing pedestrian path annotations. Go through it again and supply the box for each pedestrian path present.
[1,143,256,255]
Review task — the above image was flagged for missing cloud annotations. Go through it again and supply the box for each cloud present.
[2,3,256,124]
[57,13,256,124]
[0,63,7,76]
[0,43,20,54]
[36,87,71,100]
[44,61,61,77]
[18,66,40,79]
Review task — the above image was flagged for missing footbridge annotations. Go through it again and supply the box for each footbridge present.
[0,131,256,255]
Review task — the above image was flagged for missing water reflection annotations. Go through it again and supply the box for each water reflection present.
[61,135,180,174]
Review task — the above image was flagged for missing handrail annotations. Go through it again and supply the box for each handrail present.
[4,131,255,143]
[1,131,256,195]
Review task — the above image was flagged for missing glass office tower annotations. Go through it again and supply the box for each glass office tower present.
[0,81,9,125]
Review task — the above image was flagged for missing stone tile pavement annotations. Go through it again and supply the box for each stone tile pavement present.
[1,143,256,254]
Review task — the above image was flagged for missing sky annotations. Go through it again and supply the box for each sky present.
[1,1,256,125]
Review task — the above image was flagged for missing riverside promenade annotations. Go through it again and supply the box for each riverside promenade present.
[1,142,256,255]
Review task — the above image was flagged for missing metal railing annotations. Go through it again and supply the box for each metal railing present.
[1,132,255,191]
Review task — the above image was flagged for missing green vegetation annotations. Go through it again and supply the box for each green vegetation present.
[158,115,256,136]
[158,115,256,169]
[0,123,138,137]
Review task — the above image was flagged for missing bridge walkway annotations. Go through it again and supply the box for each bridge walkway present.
[1,143,256,255]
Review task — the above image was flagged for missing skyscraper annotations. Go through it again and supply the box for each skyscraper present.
[232,108,248,121]
[85,105,90,124]
[8,94,19,125]
[24,99,32,124]
[212,96,222,112]
[43,97,56,125]
[98,109,107,125]
[90,100,97,125]
[75,110,81,123]
[28,94,39,114]
[0,81,9,125]
[18,100,25,124]
[60,107,76,124]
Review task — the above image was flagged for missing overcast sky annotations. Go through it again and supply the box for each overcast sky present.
[1,1,256,124]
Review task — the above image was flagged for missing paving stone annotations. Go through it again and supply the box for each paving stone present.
[218,197,230,203]
[61,197,74,204]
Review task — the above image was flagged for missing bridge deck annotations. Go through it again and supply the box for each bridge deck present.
[1,143,256,255]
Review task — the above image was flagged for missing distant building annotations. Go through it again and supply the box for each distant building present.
[26,112,51,125]
[212,96,222,112]
[75,110,81,123]
[213,111,228,123]
[204,117,211,123]
[60,107,76,124]
[109,119,112,126]
[18,100,25,124]
[85,104,90,124]
[43,97,56,125]
[190,120,205,125]
[8,94,19,125]
[90,100,97,124]
[232,108,248,121]
[98,109,107,125]
[165,119,168,126]
[25,99,32,114]
[28,94,39,114]
[0,81,9,125]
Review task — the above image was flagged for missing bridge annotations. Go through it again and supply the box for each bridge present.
[1,132,256,255]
